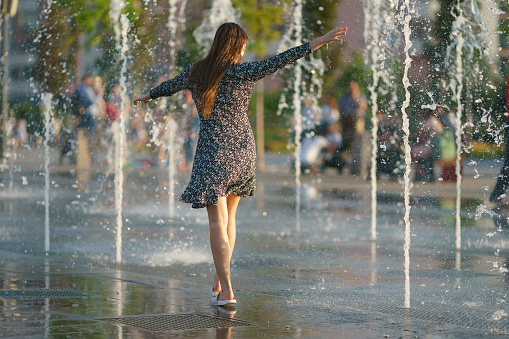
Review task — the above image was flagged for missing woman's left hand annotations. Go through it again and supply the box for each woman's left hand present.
[310,26,348,52]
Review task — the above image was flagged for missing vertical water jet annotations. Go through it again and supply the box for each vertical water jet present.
[364,0,381,241]
[42,93,54,253]
[400,0,414,309]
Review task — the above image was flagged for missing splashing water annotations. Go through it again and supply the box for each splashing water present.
[1,111,15,191]
[449,2,466,252]
[279,0,304,232]
[109,0,122,51]
[167,0,185,73]
[364,0,381,241]
[474,204,496,220]
[446,0,491,251]
[166,0,187,219]
[277,0,324,232]
[113,8,130,263]
[42,93,54,253]
[399,0,414,309]
[141,0,187,219]
[168,119,177,218]
[364,1,402,241]
[193,0,238,52]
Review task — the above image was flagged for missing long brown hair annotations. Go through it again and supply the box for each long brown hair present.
[189,22,248,119]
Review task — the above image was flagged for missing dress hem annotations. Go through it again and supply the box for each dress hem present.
[180,190,255,209]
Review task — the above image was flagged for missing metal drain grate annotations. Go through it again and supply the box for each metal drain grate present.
[104,314,255,332]
[0,288,86,300]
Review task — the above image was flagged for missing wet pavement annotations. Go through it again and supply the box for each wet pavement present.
[1,147,509,337]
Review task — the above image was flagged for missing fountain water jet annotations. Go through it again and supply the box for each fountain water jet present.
[282,0,303,233]
[193,0,238,52]
[453,24,464,252]
[109,0,130,262]
[42,93,54,253]
[277,0,324,232]
[363,0,381,241]
[166,0,188,219]
[399,0,414,309]
[445,0,491,251]
[167,119,177,218]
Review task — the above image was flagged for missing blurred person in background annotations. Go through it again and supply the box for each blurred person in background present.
[338,80,367,175]
[490,74,509,206]
[376,110,402,181]
[177,89,200,171]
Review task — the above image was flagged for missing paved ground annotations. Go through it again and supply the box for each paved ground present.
[1,147,509,338]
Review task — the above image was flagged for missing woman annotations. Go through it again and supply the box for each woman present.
[134,23,347,307]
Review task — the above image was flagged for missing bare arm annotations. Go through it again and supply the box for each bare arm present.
[309,26,348,52]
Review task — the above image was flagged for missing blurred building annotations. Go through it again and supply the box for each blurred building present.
[500,2,509,75]
[7,0,39,102]
[4,0,506,103]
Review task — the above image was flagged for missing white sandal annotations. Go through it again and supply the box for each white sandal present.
[211,293,237,306]
[211,286,219,297]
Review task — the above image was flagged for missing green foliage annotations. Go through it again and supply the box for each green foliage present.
[177,27,203,68]
[232,0,288,58]
[302,0,343,94]
[334,49,370,98]
[11,102,42,138]
[123,1,165,82]
[248,91,290,151]
[34,0,112,94]
[500,1,509,37]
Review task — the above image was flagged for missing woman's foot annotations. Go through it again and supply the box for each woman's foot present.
[211,292,237,306]
[212,273,221,295]
[210,286,219,297]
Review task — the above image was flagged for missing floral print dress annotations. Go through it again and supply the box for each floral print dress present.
[150,43,311,208]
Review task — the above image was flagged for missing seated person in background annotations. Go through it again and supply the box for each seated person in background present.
[377,110,403,180]
[299,134,329,174]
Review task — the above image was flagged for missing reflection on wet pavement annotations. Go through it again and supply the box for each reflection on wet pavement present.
[2,166,509,337]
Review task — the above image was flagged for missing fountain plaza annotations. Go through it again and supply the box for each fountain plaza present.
[1,145,509,338]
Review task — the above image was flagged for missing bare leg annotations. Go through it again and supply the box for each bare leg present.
[213,194,240,293]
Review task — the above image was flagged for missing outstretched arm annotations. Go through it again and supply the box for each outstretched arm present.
[309,26,348,52]
[134,64,194,105]
[234,26,348,82]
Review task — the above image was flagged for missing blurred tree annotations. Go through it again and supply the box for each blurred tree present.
[34,0,110,94]
[231,0,343,163]
[123,1,164,88]
[335,49,370,100]
[499,1,509,76]
[34,0,169,96]
[302,0,343,95]
[232,0,288,169]
[424,0,457,104]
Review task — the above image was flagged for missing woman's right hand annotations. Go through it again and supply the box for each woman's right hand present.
[310,26,348,52]
[133,93,152,105]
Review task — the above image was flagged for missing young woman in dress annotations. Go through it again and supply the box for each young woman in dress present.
[134,23,347,306]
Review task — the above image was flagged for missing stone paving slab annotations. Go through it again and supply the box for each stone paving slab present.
[2,149,509,337]
[0,250,507,338]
